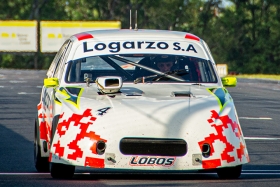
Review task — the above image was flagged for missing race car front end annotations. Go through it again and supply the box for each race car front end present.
[49,83,249,178]
[35,29,249,179]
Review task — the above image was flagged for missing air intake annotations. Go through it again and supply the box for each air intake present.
[120,138,187,156]
[171,91,192,97]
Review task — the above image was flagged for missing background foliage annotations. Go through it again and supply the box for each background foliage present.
[0,0,280,74]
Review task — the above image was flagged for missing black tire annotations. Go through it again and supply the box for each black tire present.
[50,163,75,179]
[217,165,242,179]
[34,118,49,172]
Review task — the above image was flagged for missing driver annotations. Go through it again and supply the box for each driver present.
[154,55,174,72]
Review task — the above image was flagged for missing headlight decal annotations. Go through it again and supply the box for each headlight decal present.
[207,87,231,111]
[54,94,62,105]
[57,87,84,109]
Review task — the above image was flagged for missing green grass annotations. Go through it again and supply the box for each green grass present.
[230,74,280,81]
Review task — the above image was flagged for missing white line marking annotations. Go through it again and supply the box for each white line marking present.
[1,86,41,89]
[240,173,280,175]
[0,173,92,175]
[18,92,40,95]
[239,117,272,120]
[10,80,27,83]
[243,170,280,172]
[0,171,279,175]
[244,137,280,140]
[0,173,49,175]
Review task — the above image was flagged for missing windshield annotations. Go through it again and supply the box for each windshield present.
[66,54,217,83]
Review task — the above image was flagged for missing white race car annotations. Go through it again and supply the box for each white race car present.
[34,29,249,179]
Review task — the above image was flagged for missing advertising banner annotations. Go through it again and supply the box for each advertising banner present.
[40,21,121,53]
[0,21,37,52]
[216,64,228,77]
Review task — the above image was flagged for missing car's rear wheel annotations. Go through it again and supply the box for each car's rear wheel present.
[50,162,75,179]
[217,165,242,179]
[34,118,49,172]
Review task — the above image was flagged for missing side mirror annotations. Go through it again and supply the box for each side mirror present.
[221,77,237,87]
[96,76,122,94]
[44,78,59,87]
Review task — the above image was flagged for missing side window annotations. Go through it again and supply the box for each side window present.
[201,40,216,64]
[52,40,72,78]
[46,60,57,78]
[57,42,73,81]
[46,41,68,78]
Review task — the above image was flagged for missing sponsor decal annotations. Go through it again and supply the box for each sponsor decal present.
[129,156,175,167]
[83,41,197,54]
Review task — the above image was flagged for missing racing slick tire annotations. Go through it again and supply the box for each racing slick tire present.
[217,165,242,179]
[34,118,49,172]
[50,163,75,179]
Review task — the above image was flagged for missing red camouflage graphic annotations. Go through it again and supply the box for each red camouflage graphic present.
[37,103,51,145]
[198,110,248,169]
[52,108,107,168]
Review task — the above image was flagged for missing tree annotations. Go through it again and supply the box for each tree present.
[0,0,280,73]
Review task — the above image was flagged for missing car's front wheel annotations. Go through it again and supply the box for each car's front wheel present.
[217,165,242,179]
[34,118,49,172]
[50,163,75,179]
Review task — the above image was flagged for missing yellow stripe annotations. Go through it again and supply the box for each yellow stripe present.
[0,21,37,27]
[40,21,121,28]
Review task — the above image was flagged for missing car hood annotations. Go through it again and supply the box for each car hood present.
[56,83,220,113]
[55,83,227,137]
[52,83,249,168]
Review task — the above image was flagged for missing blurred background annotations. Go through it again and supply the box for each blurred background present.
[0,0,279,75]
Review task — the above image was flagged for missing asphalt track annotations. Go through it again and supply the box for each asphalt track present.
[0,69,279,187]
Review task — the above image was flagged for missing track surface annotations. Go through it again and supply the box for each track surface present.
[0,69,279,186]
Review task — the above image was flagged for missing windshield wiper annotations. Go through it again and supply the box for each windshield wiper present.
[110,55,185,83]
[134,69,188,83]
[152,69,189,81]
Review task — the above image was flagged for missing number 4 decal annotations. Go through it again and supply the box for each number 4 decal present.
[97,107,111,116]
